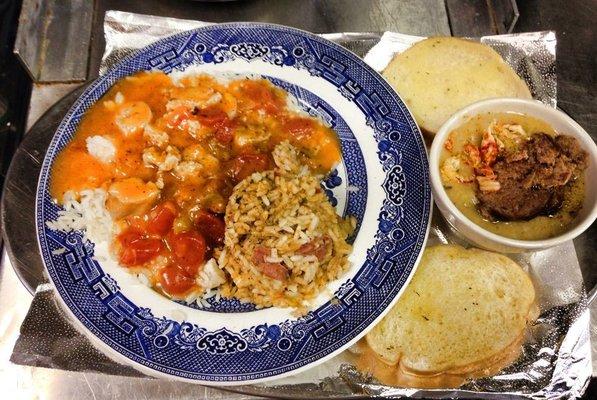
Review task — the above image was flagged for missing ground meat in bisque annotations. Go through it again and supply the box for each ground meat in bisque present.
[477,133,588,221]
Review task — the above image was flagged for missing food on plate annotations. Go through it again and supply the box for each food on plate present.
[355,245,537,388]
[439,112,588,240]
[218,142,354,309]
[383,37,531,136]
[47,71,353,309]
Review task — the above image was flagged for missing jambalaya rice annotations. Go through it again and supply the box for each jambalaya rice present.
[217,142,355,309]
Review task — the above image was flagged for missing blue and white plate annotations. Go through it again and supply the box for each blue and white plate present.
[36,23,431,385]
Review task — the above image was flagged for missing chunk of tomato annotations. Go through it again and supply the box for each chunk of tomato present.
[167,230,206,276]
[159,265,195,295]
[117,227,143,246]
[196,106,227,126]
[195,210,225,246]
[214,119,235,144]
[164,106,191,129]
[283,117,316,141]
[118,229,162,267]
[197,107,235,144]
[241,81,283,114]
[147,201,177,236]
[227,153,270,182]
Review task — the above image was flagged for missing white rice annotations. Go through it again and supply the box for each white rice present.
[284,92,311,117]
[86,135,116,164]
[46,189,114,243]
[196,258,227,290]
[114,91,124,105]
[136,272,151,287]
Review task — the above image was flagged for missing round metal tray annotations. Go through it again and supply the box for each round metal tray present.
[1,84,87,293]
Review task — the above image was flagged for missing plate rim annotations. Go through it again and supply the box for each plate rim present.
[34,21,432,385]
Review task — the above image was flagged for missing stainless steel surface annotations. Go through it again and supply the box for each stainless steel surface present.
[14,0,93,82]
[445,0,520,36]
[590,286,597,305]
[89,0,452,77]
[505,0,520,33]
[26,83,82,130]
[1,84,86,294]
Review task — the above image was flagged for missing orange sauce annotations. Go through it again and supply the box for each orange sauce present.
[51,145,112,197]
[51,71,341,203]
[51,72,172,201]
[50,70,343,298]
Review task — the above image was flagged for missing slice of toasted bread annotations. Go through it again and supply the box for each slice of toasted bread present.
[359,245,537,388]
[383,37,532,136]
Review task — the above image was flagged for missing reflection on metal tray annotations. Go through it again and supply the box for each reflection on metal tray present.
[2,84,87,293]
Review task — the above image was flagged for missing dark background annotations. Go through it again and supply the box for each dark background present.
[515,0,596,310]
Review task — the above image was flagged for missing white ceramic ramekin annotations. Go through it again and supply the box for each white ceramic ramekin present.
[429,98,597,253]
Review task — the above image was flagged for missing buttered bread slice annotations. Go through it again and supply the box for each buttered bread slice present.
[360,245,537,388]
[383,37,532,136]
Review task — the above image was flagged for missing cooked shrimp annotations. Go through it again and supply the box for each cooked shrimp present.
[167,86,222,111]
[233,127,271,150]
[440,156,474,184]
[488,119,528,149]
[444,137,454,152]
[142,146,180,171]
[221,92,238,119]
[106,177,160,218]
[179,119,207,140]
[115,101,152,136]
[143,124,169,147]
[480,128,499,166]
[182,144,220,172]
[174,161,204,182]
[475,165,496,180]
[161,106,210,140]
[463,143,481,168]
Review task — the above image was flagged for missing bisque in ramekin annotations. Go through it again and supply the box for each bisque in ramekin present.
[429,98,597,253]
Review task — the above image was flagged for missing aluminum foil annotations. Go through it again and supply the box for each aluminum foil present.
[10,10,590,400]
[364,31,557,107]
[241,229,592,400]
